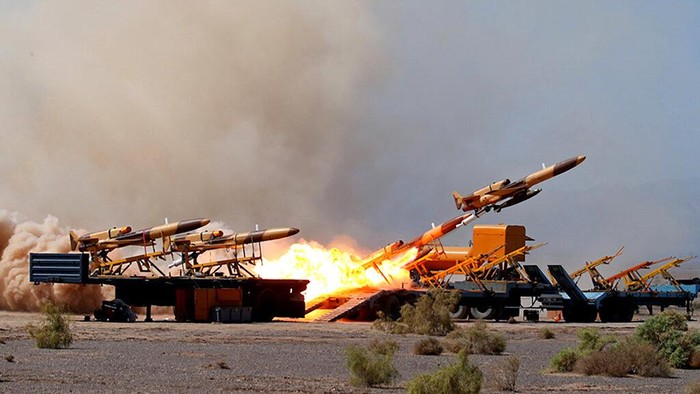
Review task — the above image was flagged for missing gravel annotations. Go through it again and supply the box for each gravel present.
[0,311,698,393]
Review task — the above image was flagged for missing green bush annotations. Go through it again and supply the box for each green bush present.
[488,355,520,391]
[549,347,578,373]
[636,311,688,345]
[27,302,73,349]
[414,337,443,356]
[345,344,398,387]
[443,321,506,355]
[635,311,700,369]
[663,331,700,369]
[368,338,399,356]
[576,328,617,354]
[538,328,555,339]
[407,349,482,394]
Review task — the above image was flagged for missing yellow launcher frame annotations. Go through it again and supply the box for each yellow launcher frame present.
[568,246,624,290]
[423,242,546,289]
[91,250,169,276]
[625,255,697,291]
[187,255,259,277]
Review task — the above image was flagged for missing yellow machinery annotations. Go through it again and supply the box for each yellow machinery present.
[406,224,532,282]
[624,255,697,291]
[603,256,675,289]
[568,247,624,290]
[421,243,546,289]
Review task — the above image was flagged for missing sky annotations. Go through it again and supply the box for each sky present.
[0,1,698,278]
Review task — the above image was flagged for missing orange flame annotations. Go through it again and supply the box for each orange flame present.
[257,241,414,301]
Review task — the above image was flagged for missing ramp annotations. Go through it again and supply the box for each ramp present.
[523,265,551,285]
[314,290,385,322]
[548,265,588,303]
[304,296,332,315]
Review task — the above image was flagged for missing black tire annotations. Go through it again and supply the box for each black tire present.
[598,304,617,323]
[562,306,576,323]
[252,289,277,322]
[562,305,597,323]
[470,305,497,320]
[582,306,598,323]
[449,304,469,320]
[619,303,636,323]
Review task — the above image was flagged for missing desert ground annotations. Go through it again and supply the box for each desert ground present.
[0,310,698,393]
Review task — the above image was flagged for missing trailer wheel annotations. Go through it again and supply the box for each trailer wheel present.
[449,304,469,320]
[563,305,597,323]
[599,300,635,323]
[252,289,277,322]
[582,307,598,323]
[598,304,617,323]
[470,305,497,320]
[619,303,635,322]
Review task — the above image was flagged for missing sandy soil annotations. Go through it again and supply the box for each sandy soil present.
[0,311,698,393]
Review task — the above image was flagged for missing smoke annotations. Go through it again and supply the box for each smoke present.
[0,1,697,294]
[0,1,382,242]
[0,212,106,313]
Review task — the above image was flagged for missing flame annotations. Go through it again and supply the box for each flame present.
[257,240,415,301]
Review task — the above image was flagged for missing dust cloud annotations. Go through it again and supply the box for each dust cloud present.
[0,211,106,313]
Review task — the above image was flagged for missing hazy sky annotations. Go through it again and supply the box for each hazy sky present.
[0,2,697,276]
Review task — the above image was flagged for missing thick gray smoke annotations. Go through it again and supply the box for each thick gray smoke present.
[0,1,382,241]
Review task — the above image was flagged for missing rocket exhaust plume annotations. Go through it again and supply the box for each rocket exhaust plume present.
[257,240,413,301]
[0,211,108,313]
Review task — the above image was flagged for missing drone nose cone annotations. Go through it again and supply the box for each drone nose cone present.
[177,218,210,233]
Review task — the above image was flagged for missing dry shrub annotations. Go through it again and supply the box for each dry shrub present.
[393,288,459,336]
[372,311,412,334]
[209,361,230,369]
[414,337,443,356]
[488,355,520,391]
[575,349,629,377]
[27,302,73,349]
[443,321,506,355]
[539,327,555,339]
[549,347,578,373]
[345,344,398,387]
[407,349,482,394]
[689,348,700,369]
[575,337,671,378]
[684,380,700,394]
[369,338,399,356]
